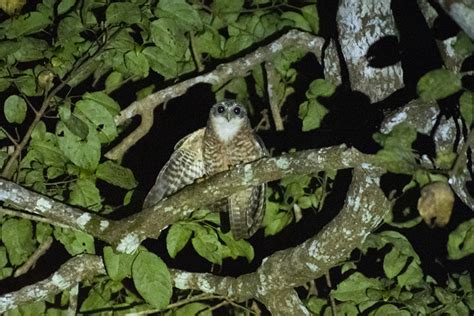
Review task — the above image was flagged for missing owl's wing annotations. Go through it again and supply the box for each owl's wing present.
[143,128,206,208]
[228,133,268,240]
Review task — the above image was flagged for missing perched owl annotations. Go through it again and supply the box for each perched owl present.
[144,100,267,240]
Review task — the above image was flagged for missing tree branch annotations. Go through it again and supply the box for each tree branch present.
[0,254,105,313]
[436,0,474,39]
[105,30,324,160]
[337,0,404,102]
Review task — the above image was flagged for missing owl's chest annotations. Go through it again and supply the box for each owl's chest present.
[203,131,261,175]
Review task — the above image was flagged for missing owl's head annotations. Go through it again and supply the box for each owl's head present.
[208,100,249,143]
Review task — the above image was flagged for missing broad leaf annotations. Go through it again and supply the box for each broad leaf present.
[1,219,36,266]
[132,251,172,309]
[103,246,138,281]
[4,95,27,124]
[448,219,474,260]
[331,272,383,304]
[54,228,95,256]
[166,223,193,258]
[460,91,473,127]
[417,69,462,101]
[96,161,138,190]
[106,2,141,25]
[69,178,102,211]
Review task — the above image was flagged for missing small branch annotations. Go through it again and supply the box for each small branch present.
[106,30,324,160]
[265,62,284,131]
[14,236,53,278]
[0,127,19,147]
[105,108,154,160]
[67,284,79,316]
[0,254,105,313]
[450,127,474,177]
[325,273,337,316]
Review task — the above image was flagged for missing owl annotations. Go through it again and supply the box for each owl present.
[144,100,267,240]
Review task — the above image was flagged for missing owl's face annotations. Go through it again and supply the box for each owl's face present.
[209,100,248,143]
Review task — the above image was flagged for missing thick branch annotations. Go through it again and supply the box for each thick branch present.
[171,166,389,304]
[106,30,324,160]
[337,0,404,102]
[437,0,474,39]
[104,146,371,253]
[0,254,105,313]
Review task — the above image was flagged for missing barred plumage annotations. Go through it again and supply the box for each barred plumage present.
[144,100,267,240]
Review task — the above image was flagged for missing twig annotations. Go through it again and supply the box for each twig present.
[14,236,53,277]
[325,273,337,316]
[0,127,19,147]
[67,284,79,316]
[265,61,284,131]
[449,127,473,177]
[129,293,223,315]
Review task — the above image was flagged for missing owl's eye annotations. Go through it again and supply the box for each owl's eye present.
[217,106,225,113]
[233,107,241,115]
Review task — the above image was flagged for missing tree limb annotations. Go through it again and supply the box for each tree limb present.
[337,0,404,102]
[0,254,105,313]
[105,30,324,160]
[436,0,474,39]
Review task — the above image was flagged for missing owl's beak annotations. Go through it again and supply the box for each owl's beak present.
[225,112,232,121]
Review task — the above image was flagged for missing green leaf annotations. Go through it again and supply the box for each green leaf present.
[80,284,113,312]
[156,0,202,32]
[106,2,141,25]
[105,71,124,93]
[281,11,311,32]
[0,246,8,268]
[6,12,51,39]
[4,95,27,124]
[218,230,254,262]
[14,70,37,96]
[166,223,192,258]
[397,260,423,287]
[417,69,462,101]
[262,201,292,236]
[460,91,473,127]
[58,0,76,15]
[142,46,178,79]
[211,0,243,27]
[75,98,118,144]
[195,28,224,58]
[175,303,211,316]
[54,228,95,256]
[302,5,319,33]
[150,18,187,56]
[191,228,223,265]
[370,304,411,316]
[1,219,36,266]
[6,301,46,316]
[57,121,101,171]
[57,14,84,44]
[383,247,408,279]
[96,161,138,190]
[453,32,474,57]
[13,37,49,62]
[69,178,102,211]
[36,223,53,244]
[103,246,138,281]
[298,100,327,131]
[59,106,89,140]
[306,79,336,98]
[306,296,327,314]
[331,272,383,304]
[132,251,172,309]
[448,218,474,259]
[124,50,149,79]
[83,91,121,116]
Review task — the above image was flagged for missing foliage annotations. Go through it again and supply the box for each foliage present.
[0,0,472,314]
